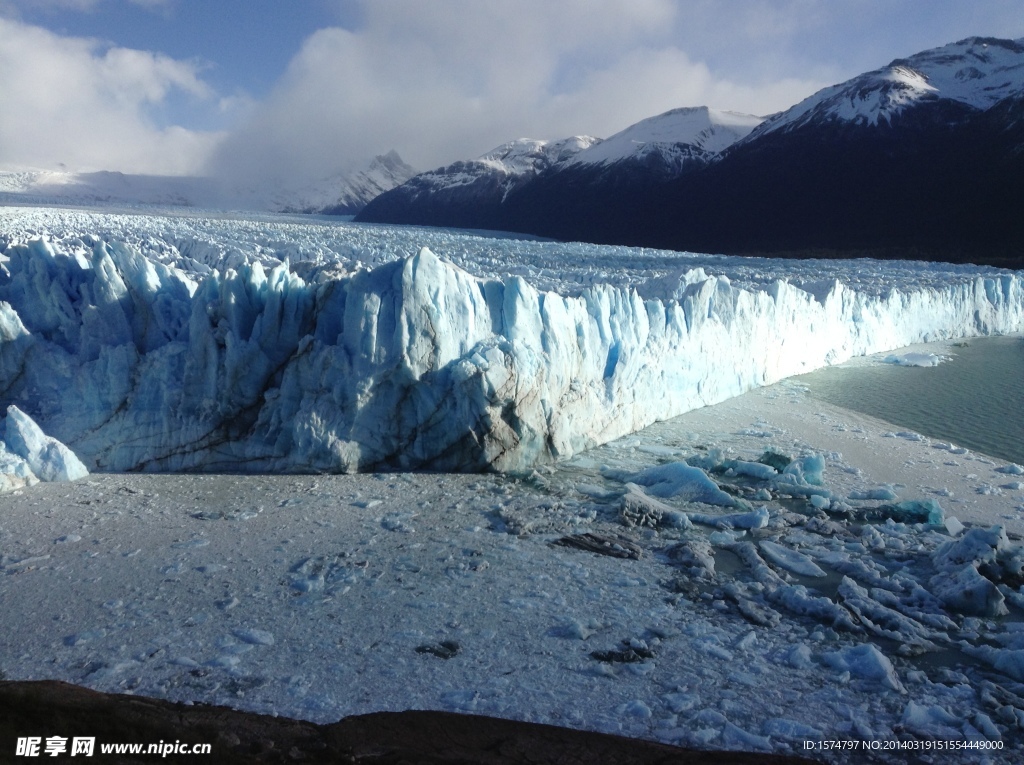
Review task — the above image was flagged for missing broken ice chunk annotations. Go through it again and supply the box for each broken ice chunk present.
[607,462,735,507]
[620,484,692,529]
[883,499,944,525]
[809,494,830,510]
[762,718,824,741]
[960,644,1024,682]
[900,701,963,741]
[232,628,275,646]
[933,526,1008,569]
[758,540,827,578]
[943,516,965,537]
[782,454,825,486]
[665,538,716,579]
[822,643,906,692]
[689,506,769,530]
[929,564,1006,617]
[726,460,777,480]
[0,443,38,493]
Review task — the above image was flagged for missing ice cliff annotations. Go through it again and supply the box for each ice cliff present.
[1,229,1022,474]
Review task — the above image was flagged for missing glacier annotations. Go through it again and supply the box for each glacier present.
[0,207,1022,474]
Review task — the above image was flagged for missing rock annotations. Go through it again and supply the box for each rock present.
[553,533,643,560]
[0,680,815,764]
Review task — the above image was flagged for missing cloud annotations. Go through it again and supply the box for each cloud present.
[0,16,222,174]
[208,0,825,186]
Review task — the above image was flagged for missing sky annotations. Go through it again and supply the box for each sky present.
[0,0,1021,186]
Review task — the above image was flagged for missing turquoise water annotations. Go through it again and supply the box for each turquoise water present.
[793,335,1024,465]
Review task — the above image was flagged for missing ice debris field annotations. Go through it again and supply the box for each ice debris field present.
[2,206,1024,762]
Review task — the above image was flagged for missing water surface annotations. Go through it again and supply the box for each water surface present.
[794,335,1024,464]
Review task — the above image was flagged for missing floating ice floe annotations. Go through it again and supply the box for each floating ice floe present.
[758,540,826,577]
[883,351,949,367]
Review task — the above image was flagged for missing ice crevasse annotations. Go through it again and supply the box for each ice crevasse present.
[0,236,1022,473]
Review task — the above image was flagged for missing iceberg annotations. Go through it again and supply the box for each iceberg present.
[1,210,1023,474]
[0,405,88,491]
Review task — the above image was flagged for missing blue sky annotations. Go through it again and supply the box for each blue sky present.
[0,0,1021,183]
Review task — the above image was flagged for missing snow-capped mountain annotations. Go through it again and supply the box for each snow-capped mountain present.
[356,137,598,229]
[567,106,763,169]
[0,151,416,215]
[754,36,1024,135]
[357,108,758,229]
[359,37,1024,269]
[637,35,1024,266]
[477,136,601,176]
[247,150,417,215]
[392,136,599,199]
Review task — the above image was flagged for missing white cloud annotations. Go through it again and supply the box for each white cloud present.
[0,16,222,174]
[3,0,1020,184]
[209,0,824,185]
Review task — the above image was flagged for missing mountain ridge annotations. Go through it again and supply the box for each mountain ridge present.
[358,36,1024,269]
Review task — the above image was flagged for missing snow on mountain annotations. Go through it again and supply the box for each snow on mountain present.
[241,151,417,215]
[754,36,1024,135]
[1,207,1021,475]
[321,150,417,214]
[354,110,759,229]
[568,107,763,166]
[0,152,415,215]
[477,136,601,175]
[364,108,759,204]
[398,136,600,197]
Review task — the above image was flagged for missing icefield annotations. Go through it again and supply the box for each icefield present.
[1,207,1021,476]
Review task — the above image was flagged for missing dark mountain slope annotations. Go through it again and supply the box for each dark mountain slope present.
[359,38,1024,268]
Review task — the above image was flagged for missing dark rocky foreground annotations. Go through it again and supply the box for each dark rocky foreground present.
[0,681,817,764]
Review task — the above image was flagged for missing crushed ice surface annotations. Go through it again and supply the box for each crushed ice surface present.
[4,397,1024,762]
[2,208,1024,761]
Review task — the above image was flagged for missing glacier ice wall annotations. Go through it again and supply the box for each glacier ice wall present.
[1,230,1022,473]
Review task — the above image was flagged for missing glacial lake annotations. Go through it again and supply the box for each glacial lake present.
[793,334,1024,465]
